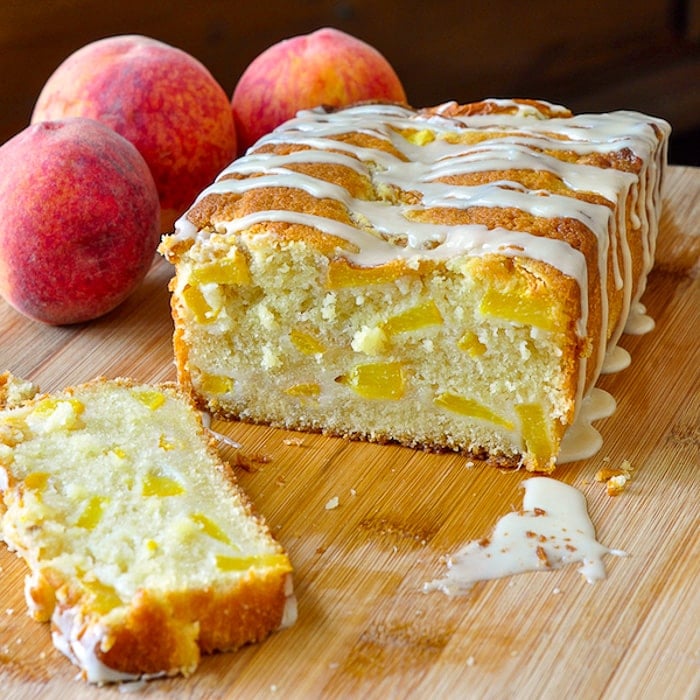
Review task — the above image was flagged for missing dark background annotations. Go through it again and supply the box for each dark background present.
[1,0,698,164]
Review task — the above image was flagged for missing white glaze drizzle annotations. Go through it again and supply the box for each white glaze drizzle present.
[558,388,616,463]
[423,476,627,595]
[624,301,656,335]
[601,345,632,374]
[170,99,669,460]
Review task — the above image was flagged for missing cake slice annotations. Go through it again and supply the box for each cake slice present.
[159,98,670,472]
[0,372,295,683]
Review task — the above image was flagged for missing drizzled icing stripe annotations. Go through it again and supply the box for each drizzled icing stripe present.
[172,100,669,411]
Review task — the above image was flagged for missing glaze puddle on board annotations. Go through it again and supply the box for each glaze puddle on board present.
[424,477,627,595]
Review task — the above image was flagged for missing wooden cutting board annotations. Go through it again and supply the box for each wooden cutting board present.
[0,166,698,700]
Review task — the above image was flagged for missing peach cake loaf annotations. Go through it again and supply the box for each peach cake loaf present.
[159,99,670,472]
[0,372,295,684]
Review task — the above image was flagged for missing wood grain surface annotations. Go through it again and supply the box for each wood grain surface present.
[0,166,698,699]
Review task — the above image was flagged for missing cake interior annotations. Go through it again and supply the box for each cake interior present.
[174,236,580,469]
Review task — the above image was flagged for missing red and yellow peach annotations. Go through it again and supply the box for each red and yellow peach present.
[31,35,237,231]
[0,118,161,325]
[232,28,407,153]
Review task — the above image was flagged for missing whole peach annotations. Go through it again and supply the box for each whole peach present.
[231,27,407,153]
[0,118,161,325]
[31,35,237,231]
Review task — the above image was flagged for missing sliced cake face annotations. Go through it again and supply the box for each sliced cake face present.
[159,99,670,471]
[0,375,295,683]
